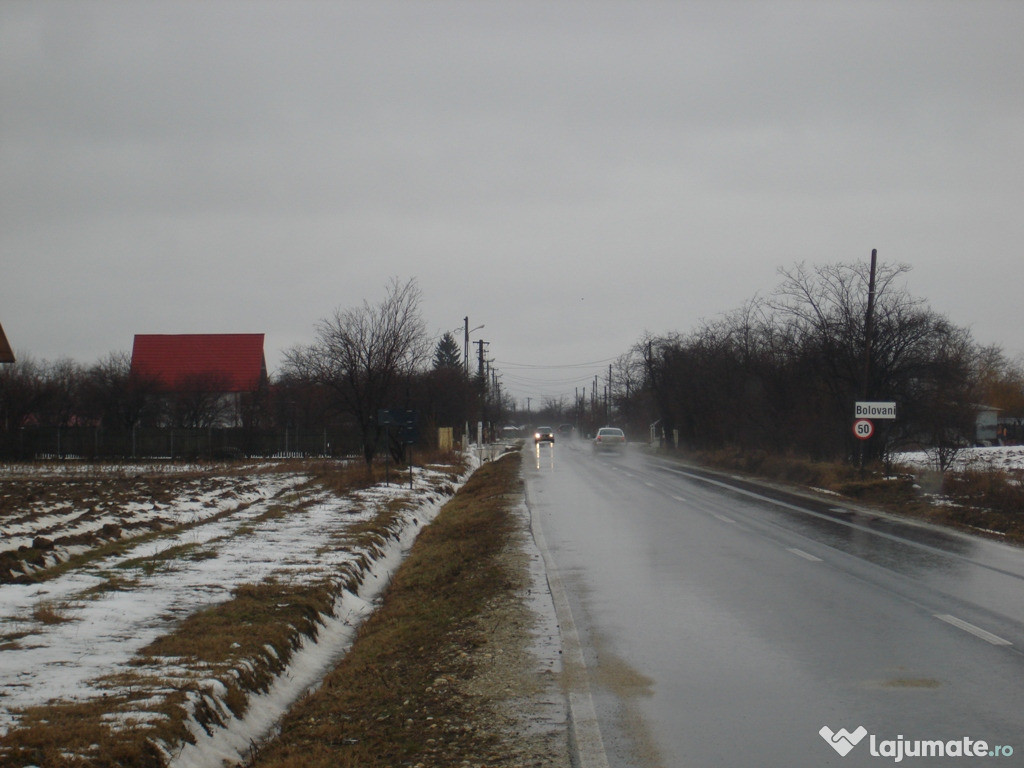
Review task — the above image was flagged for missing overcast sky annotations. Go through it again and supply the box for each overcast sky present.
[3,1,1022,404]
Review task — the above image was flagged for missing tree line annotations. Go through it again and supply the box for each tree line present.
[615,260,1024,466]
[3,267,1021,466]
[0,279,509,463]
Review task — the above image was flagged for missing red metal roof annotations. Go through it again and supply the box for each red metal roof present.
[130,334,267,392]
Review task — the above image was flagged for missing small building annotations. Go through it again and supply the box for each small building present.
[130,334,268,427]
[975,405,1000,446]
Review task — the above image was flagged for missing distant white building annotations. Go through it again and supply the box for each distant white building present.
[975,405,1000,445]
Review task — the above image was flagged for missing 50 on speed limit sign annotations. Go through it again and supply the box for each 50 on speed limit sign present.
[853,419,874,440]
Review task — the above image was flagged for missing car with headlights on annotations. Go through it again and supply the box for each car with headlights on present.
[592,427,626,452]
[534,426,555,444]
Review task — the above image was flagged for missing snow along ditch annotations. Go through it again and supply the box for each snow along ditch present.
[167,495,436,768]
[0,456,482,766]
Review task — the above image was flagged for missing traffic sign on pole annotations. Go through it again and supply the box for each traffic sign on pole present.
[853,419,874,440]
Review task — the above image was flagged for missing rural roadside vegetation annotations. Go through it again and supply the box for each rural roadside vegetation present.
[3,263,1021,492]
[0,451,562,768]
[248,450,561,768]
[673,447,1024,546]
[603,258,1023,536]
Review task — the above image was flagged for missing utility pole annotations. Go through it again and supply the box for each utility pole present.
[463,318,485,375]
[862,249,878,402]
[476,339,489,442]
[476,339,487,384]
[608,363,613,422]
[860,249,878,474]
[582,386,587,434]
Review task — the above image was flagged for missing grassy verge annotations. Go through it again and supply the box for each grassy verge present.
[681,447,1024,544]
[249,451,527,768]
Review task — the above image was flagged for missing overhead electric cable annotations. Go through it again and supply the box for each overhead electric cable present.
[494,356,619,370]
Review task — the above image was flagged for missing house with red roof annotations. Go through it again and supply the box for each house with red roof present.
[130,334,268,427]
[0,322,14,364]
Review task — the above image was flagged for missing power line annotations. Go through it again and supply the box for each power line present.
[500,372,595,387]
[494,356,619,370]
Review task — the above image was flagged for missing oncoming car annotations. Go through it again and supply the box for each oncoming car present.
[534,426,555,444]
[592,427,626,452]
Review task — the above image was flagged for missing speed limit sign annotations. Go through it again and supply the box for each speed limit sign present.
[853,419,874,440]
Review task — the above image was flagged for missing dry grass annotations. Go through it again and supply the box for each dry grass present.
[925,468,1024,542]
[942,468,1024,515]
[693,447,867,490]
[140,579,338,702]
[0,579,341,768]
[249,453,522,768]
[304,450,467,498]
[686,447,1024,544]
[0,698,174,768]
[31,601,74,625]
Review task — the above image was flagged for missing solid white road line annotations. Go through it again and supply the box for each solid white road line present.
[934,614,1013,646]
[527,496,611,768]
[787,547,823,562]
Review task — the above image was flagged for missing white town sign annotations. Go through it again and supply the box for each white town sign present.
[854,401,897,420]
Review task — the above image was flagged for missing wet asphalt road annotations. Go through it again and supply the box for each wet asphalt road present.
[523,439,1024,767]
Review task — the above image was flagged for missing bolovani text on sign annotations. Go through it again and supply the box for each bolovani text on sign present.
[855,401,897,420]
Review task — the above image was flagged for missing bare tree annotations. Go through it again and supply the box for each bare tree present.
[36,358,84,427]
[414,364,476,442]
[0,356,47,431]
[540,396,568,422]
[640,259,980,463]
[284,278,429,465]
[767,260,978,460]
[82,351,160,430]
[976,346,1024,439]
[168,372,236,428]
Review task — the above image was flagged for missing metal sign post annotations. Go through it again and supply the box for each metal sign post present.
[852,401,896,474]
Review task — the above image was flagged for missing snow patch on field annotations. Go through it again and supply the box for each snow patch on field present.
[0,457,477,765]
[892,445,1024,473]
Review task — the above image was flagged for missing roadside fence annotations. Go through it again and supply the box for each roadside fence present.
[0,426,362,461]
